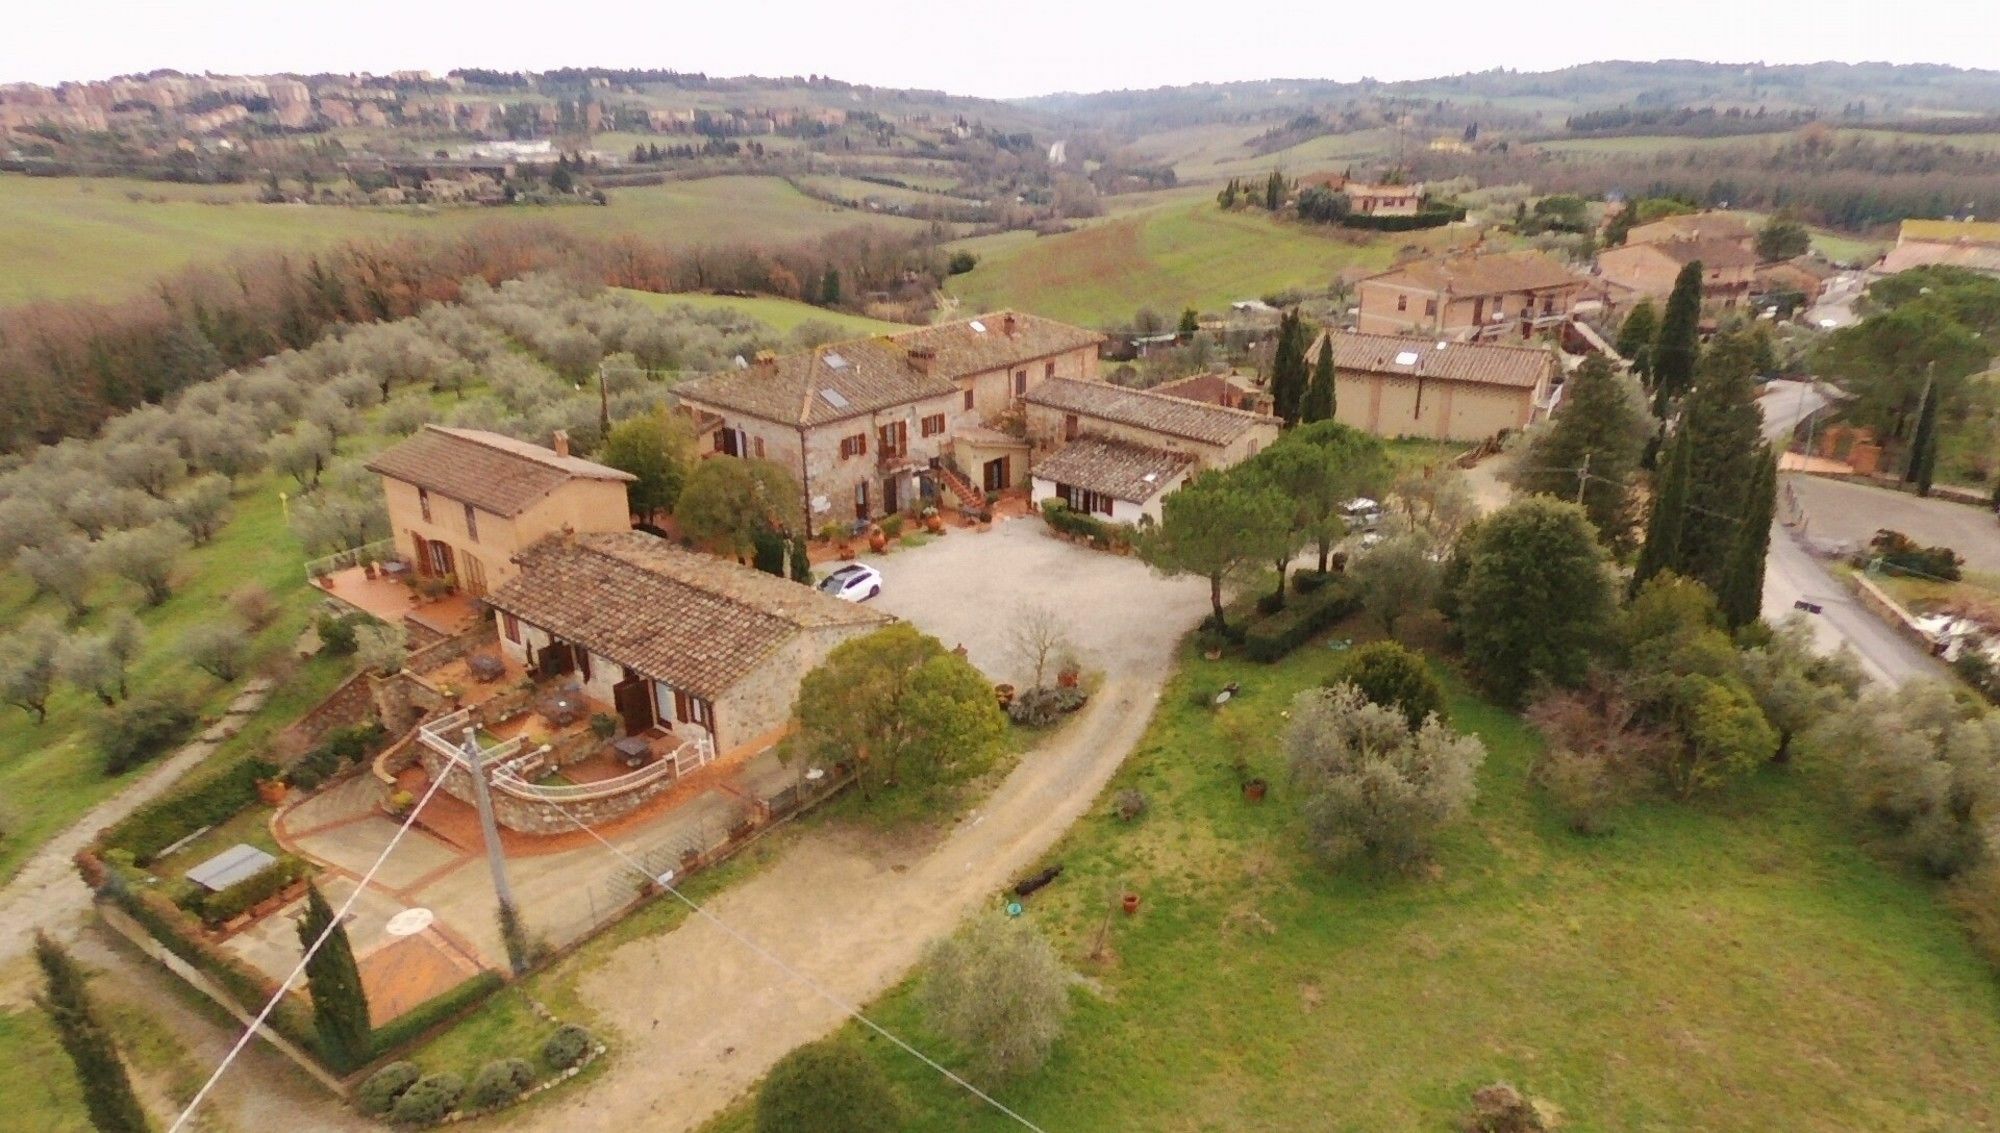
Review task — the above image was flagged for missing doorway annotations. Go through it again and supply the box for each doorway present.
[854,480,870,520]
[883,474,901,516]
[612,673,655,735]
[982,457,1010,493]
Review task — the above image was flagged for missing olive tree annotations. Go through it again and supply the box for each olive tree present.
[0,617,63,724]
[104,439,183,499]
[1286,684,1486,870]
[919,916,1072,1081]
[267,422,335,490]
[18,536,95,619]
[184,619,252,682]
[1348,532,1442,639]
[175,474,234,545]
[95,521,191,606]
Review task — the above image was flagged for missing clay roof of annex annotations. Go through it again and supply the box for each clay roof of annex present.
[675,311,1104,428]
[1025,378,1279,446]
[1626,211,1757,245]
[486,532,889,699]
[1359,250,1587,298]
[1604,237,1758,271]
[1033,436,1195,503]
[1310,331,1555,391]
[363,426,634,518]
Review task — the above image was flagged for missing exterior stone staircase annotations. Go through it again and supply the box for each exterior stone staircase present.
[934,460,985,512]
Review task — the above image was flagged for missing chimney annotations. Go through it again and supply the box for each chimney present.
[551,429,570,457]
[907,346,936,376]
[1003,313,1018,338]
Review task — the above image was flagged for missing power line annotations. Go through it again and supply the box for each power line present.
[543,797,1052,1133]
[167,767,457,1133]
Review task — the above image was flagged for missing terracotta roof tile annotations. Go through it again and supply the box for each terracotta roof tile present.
[485,532,889,699]
[1621,237,1759,270]
[363,426,634,518]
[1033,436,1195,503]
[1024,378,1279,446]
[1361,250,1587,298]
[1311,331,1556,390]
[1627,211,1756,245]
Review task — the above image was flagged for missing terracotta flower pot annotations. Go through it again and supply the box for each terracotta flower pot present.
[1121,892,1142,916]
[256,779,288,807]
[1057,667,1081,689]
[925,515,944,533]
[1243,778,1268,803]
[868,529,888,553]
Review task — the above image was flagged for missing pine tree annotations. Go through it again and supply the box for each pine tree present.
[1717,446,1777,628]
[1674,331,1768,592]
[1614,300,1658,385]
[298,884,372,1071]
[34,932,150,1133]
[1264,169,1285,211]
[1512,355,1647,550]
[1300,336,1336,424]
[1908,374,1940,497]
[1652,261,1704,412]
[1632,425,1691,596]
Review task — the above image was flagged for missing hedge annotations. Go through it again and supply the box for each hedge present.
[1039,498,1116,548]
[368,970,507,1060]
[192,854,309,926]
[103,756,278,864]
[1242,577,1363,662]
[1339,207,1465,232]
[358,1062,422,1117]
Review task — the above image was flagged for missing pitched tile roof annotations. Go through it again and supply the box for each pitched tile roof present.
[1626,211,1756,245]
[1360,250,1587,298]
[1152,372,1266,411]
[1898,218,2000,248]
[1619,237,1758,271]
[486,532,889,699]
[1024,378,1279,446]
[1032,436,1195,503]
[1311,331,1555,391]
[364,426,634,518]
[675,311,1104,428]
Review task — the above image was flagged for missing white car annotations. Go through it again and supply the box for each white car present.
[818,563,883,602]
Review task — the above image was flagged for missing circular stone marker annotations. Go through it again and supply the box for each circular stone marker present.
[384,907,435,937]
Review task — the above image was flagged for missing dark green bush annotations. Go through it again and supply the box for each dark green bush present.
[1869,529,1963,582]
[947,250,978,275]
[1339,207,1465,231]
[358,1061,422,1116]
[102,757,278,864]
[315,612,360,655]
[1242,579,1363,662]
[1006,686,1086,726]
[466,1058,536,1110]
[389,1072,463,1127]
[1328,640,1447,729]
[98,692,199,776]
[368,971,505,1059]
[542,1023,594,1071]
[196,855,308,926]
[1292,569,1335,595]
[1039,498,1117,547]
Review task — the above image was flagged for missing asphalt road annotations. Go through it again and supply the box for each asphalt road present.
[1760,518,1941,687]
[1757,379,1831,443]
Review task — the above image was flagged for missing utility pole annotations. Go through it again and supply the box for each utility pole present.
[1575,452,1592,506]
[461,728,524,973]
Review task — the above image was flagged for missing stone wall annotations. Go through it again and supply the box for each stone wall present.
[288,669,374,748]
[409,624,497,675]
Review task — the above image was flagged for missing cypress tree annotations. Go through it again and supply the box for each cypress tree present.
[1269,310,1310,426]
[1632,425,1691,597]
[298,884,372,1071]
[788,536,813,583]
[1908,376,1940,497]
[1718,446,1778,628]
[1652,261,1704,412]
[1264,169,1285,211]
[34,932,151,1133]
[1513,355,1647,550]
[1300,335,1336,423]
[1614,299,1658,385]
[1674,331,1767,592]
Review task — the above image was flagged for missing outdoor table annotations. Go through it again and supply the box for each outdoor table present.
[612,735,652,768]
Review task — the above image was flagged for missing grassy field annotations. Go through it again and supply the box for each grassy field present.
[618,290,916,337]
[704,636,2000,1132]
[0,173,924,306]
[946,193,1457,327]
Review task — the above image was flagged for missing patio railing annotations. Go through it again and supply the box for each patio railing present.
[304,537,397,581]
[420,707,717,805]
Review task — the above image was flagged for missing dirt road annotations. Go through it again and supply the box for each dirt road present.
[510,669,1182,1131]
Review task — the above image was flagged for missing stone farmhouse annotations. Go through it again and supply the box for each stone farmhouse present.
[1623,211,1757,252]
[363,425,635,599]
[1596,238,1757,312]
[485,531,890,759]
[674,312,1103,531]
[1355,250,1592,341]
[1022,378,1281,523]
[1310,330,1558,443]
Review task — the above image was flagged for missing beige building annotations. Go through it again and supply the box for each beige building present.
[486,531,890,757]
[364,426,635,599]
[1022,378,1281,523]
[674,311,1102,531]
[1878,219,2000,277]
[1624,211,1756,252]
[1596,238,1757,310]
[1355,250,1590,341]
[1309,330,1557,442]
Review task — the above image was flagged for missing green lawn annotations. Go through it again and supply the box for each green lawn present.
[0,173,925,306]
[618,290,916,338]
[706,638,2000,1132]
[946,193,1452,327]
[0,1007,91,1132]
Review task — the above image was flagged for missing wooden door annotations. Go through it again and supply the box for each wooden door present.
[983,457,1008,492]
[612,675,654,735]
[460,554,488,598]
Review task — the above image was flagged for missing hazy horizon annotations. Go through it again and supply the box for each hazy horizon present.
[6,0,1997,100]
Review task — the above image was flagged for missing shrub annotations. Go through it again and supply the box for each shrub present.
[229,582,278,630]
[1532,747,1634,835]
[1292,569,1335,595]
[101,756,278,863]
[389,1072,463,1127]
[97,692,198,776]
[1329,641,1446,730]
[184,619,252,682]
[542,1023,594,1071]
[920,917,1072,1080]
[947,250,979,275]
[197,855,308,926]
[358,1061,422,1116]
[315,612,359,656]
[756,1039,903,1133]
[1868,529,1963,581]
[356,623,408,676]
[1242,577,1362,662]
[1946,863,2000,974]
[589,712,618,739]
[466,1058,536,1110]
[1006,685,1085,726]
[1113,787,1148,821]
[1462,1081,1551,1132]
[1813,680,2000,877]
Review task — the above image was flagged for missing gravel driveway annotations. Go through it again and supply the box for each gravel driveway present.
[853,514,1212,684]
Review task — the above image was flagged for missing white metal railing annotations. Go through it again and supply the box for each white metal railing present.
[420,706,716,804]
[304,537,397,581]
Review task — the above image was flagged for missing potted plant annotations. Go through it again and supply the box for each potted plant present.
[867,526,889,553]
[1121,891,1142,915]
[1243,777,1269,802]
[922,506,943,534]
[257,777,289,806]
[384,789,415,818]
[994,683,1017,709]
[1055,655,1082,689]
[363,559,380,580]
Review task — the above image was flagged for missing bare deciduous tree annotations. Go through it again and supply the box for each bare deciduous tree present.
[1008,603,1071,689]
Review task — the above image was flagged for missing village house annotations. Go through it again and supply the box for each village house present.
[1022,378,1281,523]
[1752,258,1837,309]
[1877,218,2000,277]
[1355,250,1591,341]
[673,311,1102,531]
[1623,211,1757,252]
[1309,330,1558,442]
[1151,371,1273,415]
[363,425,635,599]
[1596,238,1757,310]
[1341,179,1426,217]
[485,530,891,756]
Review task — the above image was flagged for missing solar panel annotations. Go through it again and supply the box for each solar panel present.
[819,388,851,409]
[185,843,278,892]
[823,352,849,369]
[1393,350,1421,366]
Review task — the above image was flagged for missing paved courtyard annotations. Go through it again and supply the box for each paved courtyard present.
[851,510,1212,685]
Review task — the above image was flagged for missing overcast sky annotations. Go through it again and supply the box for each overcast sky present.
[6,0,1995,97]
